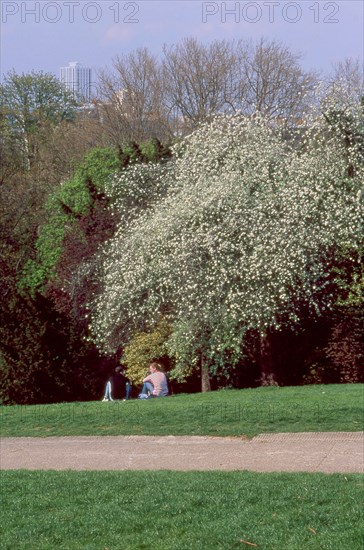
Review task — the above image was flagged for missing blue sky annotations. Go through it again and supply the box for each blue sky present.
[1,1,363,82]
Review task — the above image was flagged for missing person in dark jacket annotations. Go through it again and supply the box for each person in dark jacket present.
[102,367,132,401]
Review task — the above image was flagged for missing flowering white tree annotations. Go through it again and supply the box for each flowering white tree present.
[91,98,363,390]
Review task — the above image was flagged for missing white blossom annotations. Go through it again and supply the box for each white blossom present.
[91,96,363,378]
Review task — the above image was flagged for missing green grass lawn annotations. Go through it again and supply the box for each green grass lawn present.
[0,470,362,549]
[1,384,363,437]
[1,386,363,549]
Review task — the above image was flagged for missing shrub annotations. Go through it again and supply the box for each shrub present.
[123,321,172,384]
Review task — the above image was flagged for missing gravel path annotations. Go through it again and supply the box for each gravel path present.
[1,432,363,473]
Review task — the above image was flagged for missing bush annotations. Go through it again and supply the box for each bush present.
[123,321,172,384]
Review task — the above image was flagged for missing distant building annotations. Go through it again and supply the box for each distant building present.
[60,62,91,102]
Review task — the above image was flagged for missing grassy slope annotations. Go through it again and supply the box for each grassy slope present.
[1,384,363,437]
[0,470,362,549]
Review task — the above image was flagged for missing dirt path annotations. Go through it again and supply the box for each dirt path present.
[1,432,363,473]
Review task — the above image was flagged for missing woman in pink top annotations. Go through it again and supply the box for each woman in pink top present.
[140,362,169,398]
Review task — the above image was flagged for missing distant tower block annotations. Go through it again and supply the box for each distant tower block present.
[60,61,91,102]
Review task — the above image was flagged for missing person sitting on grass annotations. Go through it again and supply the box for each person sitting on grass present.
[102,367,132,401]
[139,362,169,399]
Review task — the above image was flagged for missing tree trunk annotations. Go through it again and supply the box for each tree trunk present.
[22,133,31,171]
[201,355,211,392]
[259,331,277,386]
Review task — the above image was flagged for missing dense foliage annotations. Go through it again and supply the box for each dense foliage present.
[20,147,121,295]
[1,54,363,403]
[92,100,363,389]
[0,134,173,403]
[122,320,173,384]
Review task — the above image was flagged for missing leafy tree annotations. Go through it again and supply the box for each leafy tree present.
[91,97,363,390]
[0,70,77,170]
[20,147,121,295]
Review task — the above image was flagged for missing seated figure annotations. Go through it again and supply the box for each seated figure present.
[139,362,169,399]
[102,367,132,401]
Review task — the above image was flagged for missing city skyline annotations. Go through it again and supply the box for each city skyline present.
[1,1,363,82]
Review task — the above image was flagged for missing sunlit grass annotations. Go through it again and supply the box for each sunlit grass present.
[1,470,362,549]
[1,384,362,438]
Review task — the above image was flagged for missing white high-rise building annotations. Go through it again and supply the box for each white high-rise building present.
[60,62,91,102]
